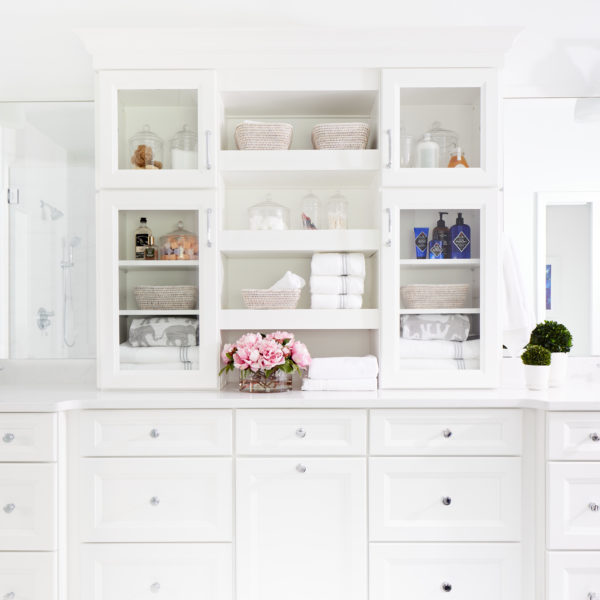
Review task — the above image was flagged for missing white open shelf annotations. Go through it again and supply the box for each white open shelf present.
[119,310,200,316]
[399,259,480,269]
[220,309,379,330]
[399,308,480,315]
[119,260,199,271]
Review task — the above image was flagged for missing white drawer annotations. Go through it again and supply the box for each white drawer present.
[548,462,600,549]
[370,409,522,456]
[0,552,57,600]
[548,551,600,600]
[370,543,521,600]
[548,412,600,460]
[0,464,57,550]
[79,457,232,542]
[370,457,521,542]
[236,409,366,455]
[79,409,232,456]
[0,413,56,462]
[82,543,232,600]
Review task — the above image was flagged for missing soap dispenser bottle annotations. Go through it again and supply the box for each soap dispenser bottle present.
[432,212,450,258]
[450,212,471,259]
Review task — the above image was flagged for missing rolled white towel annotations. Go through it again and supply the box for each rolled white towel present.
[310,275,364,295]
[301,378,377,391]
[308,355,379,380]
[397,339,480,360]
[311,294,363,309]
[311,253,366,277]
[397,358,480,370]
[269,270,306,290]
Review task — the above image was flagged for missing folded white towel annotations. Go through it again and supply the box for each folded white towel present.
[120,362,199,371]
[311,294,363,309]
[310,275,364,295]
[400,314,470,342]
[308,355,379,380]
[311,253,366,277]
[397,358,480,370]
[269,270,306,291]
[120,343,199,364]
[301,378,377,391]
[397,339,480,360]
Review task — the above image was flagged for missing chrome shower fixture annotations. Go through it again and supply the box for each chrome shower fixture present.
[40,200,64,221]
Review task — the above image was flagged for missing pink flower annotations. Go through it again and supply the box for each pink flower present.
[266,331,295,343]
[221,343,234,364]
[290,341,311,369]
[259,338,286,371]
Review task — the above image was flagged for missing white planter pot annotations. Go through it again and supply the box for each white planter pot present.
[524,364,550,391]
[549,352,568,387]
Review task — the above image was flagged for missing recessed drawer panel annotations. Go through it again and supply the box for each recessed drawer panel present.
[79,458,232,542]
[0,552,57,600]
[547,551,600,600]
[370,409,522,456]
[370,543,521,600]
[0,413,57,462]
[236,409,367,455]
[79,409,232,456]
[548,462,600,549]
[548,412,600,460]
[370,457,521,542]
[82,544,232,600]
[0,464,57,550]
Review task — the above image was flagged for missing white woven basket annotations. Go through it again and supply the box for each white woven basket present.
[311,122,370,150]
[133,285,198,310]
[241,289,301,310]
[235,122,294,150]
[400,284,470,310]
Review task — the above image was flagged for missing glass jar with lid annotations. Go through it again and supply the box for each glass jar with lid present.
[248,195,289,230]
[159,220,199,260]
[420,121,459,167]
[301,191,321,230]
[128,124,164,169]
[327,191,348,230]
[170,124,198,169]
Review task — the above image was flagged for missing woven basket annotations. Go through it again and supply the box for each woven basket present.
[400,284,470,310]
[235,122,294,150]
[311,122,370,150]
[241,289,301,310]
[133,286,197,310]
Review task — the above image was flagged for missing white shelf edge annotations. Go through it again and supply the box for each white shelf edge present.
[399,308,480,314]
[119,260,200,270]
[119,310,200,316]
[399,258,480,267]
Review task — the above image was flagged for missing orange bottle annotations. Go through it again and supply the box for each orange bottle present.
[448,146,469,168]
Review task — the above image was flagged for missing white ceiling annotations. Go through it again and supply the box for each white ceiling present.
[1,0,599,100]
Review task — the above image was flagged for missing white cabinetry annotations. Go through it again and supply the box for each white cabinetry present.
[0,552,57,600]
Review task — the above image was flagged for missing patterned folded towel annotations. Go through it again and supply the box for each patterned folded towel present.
[128,317,198,347]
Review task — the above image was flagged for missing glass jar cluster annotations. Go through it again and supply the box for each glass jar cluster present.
[128,124,198,170]
[400,121,469,169]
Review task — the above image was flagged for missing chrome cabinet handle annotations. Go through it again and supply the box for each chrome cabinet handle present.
[206,208,213,248]
[149,429,160,439]
[3,503,15,514]
[589,502,599,512]
[4,593,15,600]
[384,207,392,247]
[588,593,598,600]
[296,464,307,473]
[442,429,453,438]
[591,433,600,442]
[205,130,212,170]
[441,582,452,592]
[386,128,392,168]
[442,497,452,506]
[150,496,160,506]
[150,582,160,593]
[2,433,14,443]
[295,428,306,438]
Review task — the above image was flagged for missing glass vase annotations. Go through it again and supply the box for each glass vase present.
[239,369,293,393]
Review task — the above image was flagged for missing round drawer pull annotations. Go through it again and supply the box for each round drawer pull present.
[149,496,160,506]
[442,497,452,506]
[296,464,307,473]
[150,582,161,593]
[442,429,453,439]
[589,503,600,512]
[441,582,452,592]
[4,593,16,600]
[2,433,15,443]
[3,503,15,514]
[590,433,600,442]
[149,429,160,439]
[295,428,306,439]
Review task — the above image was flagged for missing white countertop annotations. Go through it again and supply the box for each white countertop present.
[0,358,599,412]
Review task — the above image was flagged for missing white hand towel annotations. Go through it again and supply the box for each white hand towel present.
[311,253,366,277]
[310,275,364,295]
[308,355,379,380]
[301,378,377,391]
[269,270,306,290]
[397,358,480,370]
[397,339,480,360]
[311,294,363,309]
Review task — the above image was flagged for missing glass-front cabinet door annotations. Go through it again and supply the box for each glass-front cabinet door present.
[381,68,498,187]
[97,190,218,389]
[379,189,500,388]
[97,70,217,188]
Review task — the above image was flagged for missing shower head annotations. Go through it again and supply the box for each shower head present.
[69,236,81,247]
[40,200,64,221]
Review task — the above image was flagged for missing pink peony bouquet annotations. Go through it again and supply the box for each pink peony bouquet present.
[219,331,311,377]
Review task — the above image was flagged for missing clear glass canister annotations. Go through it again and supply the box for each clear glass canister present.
[170,124,198,169]
[301,191,321,230]
[129,124,164,170]
[423,121,458,167]
[159,220,199,260]
[327,191,348,230]
[248,195,289,230]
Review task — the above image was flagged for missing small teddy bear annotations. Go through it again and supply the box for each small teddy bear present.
[131,144,162,169]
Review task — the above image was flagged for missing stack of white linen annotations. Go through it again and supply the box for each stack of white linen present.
[301,355,378,391]
[310,253,366,309]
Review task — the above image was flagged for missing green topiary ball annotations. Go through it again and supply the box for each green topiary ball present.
[521,344,551,366]
[529,320,573,354]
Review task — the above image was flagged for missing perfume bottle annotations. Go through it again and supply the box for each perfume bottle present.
[134,217,152,260]
[450,212,471,259]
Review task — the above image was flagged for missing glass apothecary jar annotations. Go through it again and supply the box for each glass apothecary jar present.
[129,124,164,170]
[422,121,459,167]
[327,191,348,230]
[248,195,289,230]
[170,124,198,169]
[159,220,199,260]
[301,191,321,230]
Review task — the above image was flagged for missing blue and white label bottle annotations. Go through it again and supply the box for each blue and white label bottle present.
[450,212,471,259]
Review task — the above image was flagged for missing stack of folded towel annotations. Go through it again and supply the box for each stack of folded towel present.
[399,314,479,370]
[310,253,366,309]
[120,317,199,370]
[301,355,378,391]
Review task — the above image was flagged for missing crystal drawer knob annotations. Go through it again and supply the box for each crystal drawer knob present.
[150,496,160,506]
[591,433,600,442]
[4,593,15,600]
[3,504,15,514]
[442,497,452,506]
[150,582,160,593]
[2,433,14,443]
[150,429,160,439]
[589,502,599,512]
[441,582,452,592]
[442,429,453,438]
[296,464,307,473]
[295,428,306,438]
